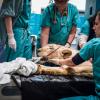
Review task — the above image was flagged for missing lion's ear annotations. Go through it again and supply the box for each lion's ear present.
[62,49,72,59]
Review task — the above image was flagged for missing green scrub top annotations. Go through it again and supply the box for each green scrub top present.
[81,20,90,36]
[13,0,31,28]
[40,3,79,45]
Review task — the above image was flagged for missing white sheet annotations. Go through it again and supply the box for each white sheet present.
[0,57,38,84]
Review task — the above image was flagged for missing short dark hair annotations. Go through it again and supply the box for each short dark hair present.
[96,11,100,20]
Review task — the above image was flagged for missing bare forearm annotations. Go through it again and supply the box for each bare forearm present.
[41,33,49,47]
[40,27,50,47]
[5,16,13,35]
[67,26,76,44]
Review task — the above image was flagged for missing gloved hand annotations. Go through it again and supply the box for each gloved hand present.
[79,34,87,48]
[8,33,16,51]
[79,42,86,48]
[65,42,71,48]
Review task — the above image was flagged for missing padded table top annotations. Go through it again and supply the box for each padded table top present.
[12,75,95,100]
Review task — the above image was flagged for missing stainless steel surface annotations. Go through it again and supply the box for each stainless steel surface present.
[30,35,37,57]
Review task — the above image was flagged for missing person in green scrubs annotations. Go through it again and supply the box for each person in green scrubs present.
[0,0,32,62]
[78,13,97,49]
[49,11,100,100]
[37,0,79,48]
